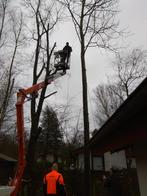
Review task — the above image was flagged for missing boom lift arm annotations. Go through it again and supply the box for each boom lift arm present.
[10,72,65,196]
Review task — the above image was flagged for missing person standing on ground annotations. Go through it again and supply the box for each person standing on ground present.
[103,168,122,196]
[43,162,66,196]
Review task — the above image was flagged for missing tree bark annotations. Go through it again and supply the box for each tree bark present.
[80,35,91,196]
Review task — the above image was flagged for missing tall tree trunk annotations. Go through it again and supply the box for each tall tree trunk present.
[81,40,91,196]
[24,116,41,196]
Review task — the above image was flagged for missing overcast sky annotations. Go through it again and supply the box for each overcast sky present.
[45,0,147,130]
[17,0,147,131]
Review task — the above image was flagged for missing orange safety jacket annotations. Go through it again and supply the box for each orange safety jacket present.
[43,170,65,195]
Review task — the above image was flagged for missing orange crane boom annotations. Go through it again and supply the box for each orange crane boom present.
[10,72,65,196]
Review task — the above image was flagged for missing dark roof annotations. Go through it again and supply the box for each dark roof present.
[89,77,147,153]
[0,153,17,162]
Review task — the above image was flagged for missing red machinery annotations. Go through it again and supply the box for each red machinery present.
[10,72,65,196]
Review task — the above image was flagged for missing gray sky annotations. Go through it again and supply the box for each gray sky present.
[15,0,147,132]
[46,0,147,131]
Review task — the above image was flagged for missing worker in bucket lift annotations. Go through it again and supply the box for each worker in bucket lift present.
[62,42,72,64]
[60,42,72,73]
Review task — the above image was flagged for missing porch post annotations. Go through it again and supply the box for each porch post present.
[134,141,147,196]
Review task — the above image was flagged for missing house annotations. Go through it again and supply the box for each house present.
[88,77,147,196]
[0,153,17,185]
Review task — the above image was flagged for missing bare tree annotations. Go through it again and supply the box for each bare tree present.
[94,83,122,126]
[94,48,147,127]
[0,7,24,131]
[21,0,63,194]
[0,0,8,48]
[57,1,120,195]
[0,131,18,158]
[67,124,84,148]
[112,48,147,98]
[63,107,84,147]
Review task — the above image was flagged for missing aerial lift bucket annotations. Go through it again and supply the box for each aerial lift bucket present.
[54,50,70,71]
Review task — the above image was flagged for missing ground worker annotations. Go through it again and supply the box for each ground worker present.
[103,168,122,196]
[43,162,66,196]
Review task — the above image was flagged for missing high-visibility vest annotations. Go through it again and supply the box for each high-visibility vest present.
[43,170,65,195]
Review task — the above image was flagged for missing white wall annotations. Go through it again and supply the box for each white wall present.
[77,153,104,171]
[78,154,84,170]
[92,157,104,171]
[104,152,112,171]
[77,150,128,171]
[131,158,137,168]
[104,150,127,171]
[111,150,127,169]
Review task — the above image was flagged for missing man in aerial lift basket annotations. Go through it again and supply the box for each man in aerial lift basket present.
[54,42,72,73]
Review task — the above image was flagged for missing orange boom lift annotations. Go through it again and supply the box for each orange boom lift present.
[10,72,65,196]
[10,49,71,196]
